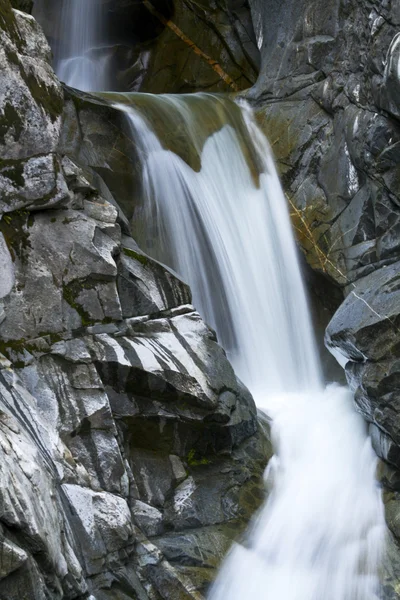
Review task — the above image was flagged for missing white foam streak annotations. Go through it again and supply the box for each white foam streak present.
[120,100,320,395]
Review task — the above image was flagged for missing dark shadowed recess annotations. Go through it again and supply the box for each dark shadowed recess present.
[32,0,260,93]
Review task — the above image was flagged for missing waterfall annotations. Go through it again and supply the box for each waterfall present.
[115,94,321,395]
[55,0,109,91]
[114,93,385,600]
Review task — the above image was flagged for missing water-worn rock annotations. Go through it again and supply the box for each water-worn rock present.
[0,6,67,216]
[247,0,400,289]
[326,263,400,466]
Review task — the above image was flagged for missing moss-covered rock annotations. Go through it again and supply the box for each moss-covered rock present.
[0,4,63,166]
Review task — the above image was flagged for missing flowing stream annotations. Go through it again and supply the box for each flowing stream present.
[116,94,320,394]
[113,93,386,600]
[39,0,386,588]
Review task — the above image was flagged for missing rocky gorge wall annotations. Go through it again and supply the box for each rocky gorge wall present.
[0,2,272,598]
[2,0,400,597]
[31,0,259,94]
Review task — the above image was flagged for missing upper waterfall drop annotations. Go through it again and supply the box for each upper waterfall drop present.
[112,92,385,600]
[55,0,109,91]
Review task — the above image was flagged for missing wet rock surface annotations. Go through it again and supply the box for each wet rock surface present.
[32,0,259,94]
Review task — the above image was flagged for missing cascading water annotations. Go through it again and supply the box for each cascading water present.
[115,94,320,395]
[210,386,384,600]
[113,93,386,600]
[55,0,109,91]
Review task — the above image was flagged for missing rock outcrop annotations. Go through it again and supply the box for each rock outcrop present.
[326,263,400,467]
[248,0,400,287]
[0,3,271,598]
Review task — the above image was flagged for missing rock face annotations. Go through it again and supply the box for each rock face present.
[326,263,400,465]
[248,0,400,288]
[123,0,260,93]
[0,2,272,598]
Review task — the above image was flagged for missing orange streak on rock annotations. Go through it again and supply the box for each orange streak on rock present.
[143,0,240,92]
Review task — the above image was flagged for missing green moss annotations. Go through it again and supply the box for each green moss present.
[255,108,300,174]
[0,337,26,356]
[4,46,19,67]
[187,448,211,466]
[0,103,24,144]
[69,93,88,113]
[0,337,28,368]
[0,158,25,187]
[62,282,93,327]
[10,0,33,13]
[0,209,31,262]
[62,277,114,328]
[0,0,21,49]
[18,65,63,123]
[0,331,64,367]
[123,247,150,267]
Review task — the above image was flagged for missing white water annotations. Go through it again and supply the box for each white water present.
[118,95,320,395]
[116,94,385,599]
[56,0,109,91]
[211,386,384,600]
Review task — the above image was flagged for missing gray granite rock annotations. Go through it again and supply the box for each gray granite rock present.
[0,8,63,164]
